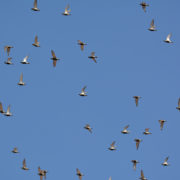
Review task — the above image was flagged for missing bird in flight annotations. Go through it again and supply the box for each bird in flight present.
[12,147,19,153]
[176,98,180,111]
[22,158,29,170]
[38,166,48,180]
[162,156,169,166]
[0,102,5,114]
[32,35,40,47]
[4,57,13,65]
[51,50,59,67]
[31,0,40,11]
[121,125,130,134]
[133,96,141,107]
[131,160,139,170]
[159,120,166,130]
[139,170,147,180]
[164,33,173,43]
[143,128,152,135]
[4,46,13,56]
[84,124,92,133]
[4,105,12,116]
[78,40,87,51]
[21,56,30,64]
[108,141,116,151]
[18,73,25,86]
[79,86,87,96]
[88,52,98,63]
[76,168,83,180]
[134,139,142,150]
[62,4,71,16]
[148,19,156,31]
[140,2,149,12]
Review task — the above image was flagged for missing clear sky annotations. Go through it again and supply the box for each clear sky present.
[0,0,180,179]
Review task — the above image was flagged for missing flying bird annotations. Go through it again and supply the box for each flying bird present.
[4,57,13,65]
[4,105,12,116]
[78,40,87,51]
[51,50,59,67]
[18,73,25,86]
[38,167,47,180]
[88,52,98,63]
[133,96,141,107]
[76,168,83,180]
[62,4,71,16]
[164,33,173,43]
[4,46,13,56]
[84,124,92,133]
[32,36,40,47]
[176,98,180,111]
[140,2,149,12]
[121,125,130,134]
[159,120,166,130]
[139,170,147,180]
[22,158,29,170]
[79,86,87,96]
[143,128,152,135]
[21,56,30,64]
[162,156,169,166]
[108,141,116,151]
[148,19,156,31]
[134,139,142,150]
[0,102,5,114]
[131,160,139,170]
[31,0,40,11]
[12,147,19,153]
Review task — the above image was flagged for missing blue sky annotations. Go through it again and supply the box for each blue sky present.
[0,0,180,179]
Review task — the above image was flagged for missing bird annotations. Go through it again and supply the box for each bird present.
[21,158,29,170]
[12,147,19,153]
[140,2,149,12]
[133,96,141,107]
[76,168,83,180]
[31,0,40,11]
[88,52,98,63]
[131,160,139,170]
[38,167,48,180]
[164,33,173,43]
[162,156,169,166]
[148,19,156,31]
[0,102,5,114]
[159,120,166,130]
[121,125,130,134]
[62,4,71,16]
[4,57,13,65]
[176,98,180,111]
[79,86,87,96]
[18,73,25,86]
[4,46,13,56]
[84,124,92,133]
[21,56,30,64]
[51,50,59,67]
[143,128,152,135]
[108,141,116,151]
[4,105,12,116]
[78,40,87,51]
[134,139,142,150]
[139,170,147,180]
[32,35,40,47]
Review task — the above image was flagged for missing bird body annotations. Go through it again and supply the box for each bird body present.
[51,50,59,67]
[133,96,141,107]
[32,36,40,47]
[4,105,12,116]
[76,168,83,180]
[121,125,130,134]
[4,57,13,65]
[62,5,71,16]
[22,159,29,170]
[162,157,169,166]
[143,128,152,135]
[78,40,87,51]
[21,56,30,64]
[131,160,139,170]
[139,170,147,180]
[4,46,13,56]
[140,2,149,12]
[12,147,19,153]
[159,120,166,130]
[18,73,25,86]
[79,86,87,96]
[148,19,156,31]
[84,124,92,133]
[108,141,116,151]
[164,33,173,43]
[134,139,142,150]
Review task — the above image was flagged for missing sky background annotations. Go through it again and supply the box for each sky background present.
[0,0,180,179]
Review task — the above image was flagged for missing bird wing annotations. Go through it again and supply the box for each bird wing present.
[35,36,38,43]
[167,33,172,41]
[165,156,169,162]
[124,125,129,130]
[151,19,154,27]
[0,102,3,112]
[82,86,87,92]
[91,52,95,56]
[145,128,149,132]
[38,166,41,173]
[178,98,180,107]
[142,6,146,12]
[141,170,144,178]
[7,105,10,114]
[34,0,37,8]
[23,159,26,167]
[51,50,56,58]
[23,56,28,62]
[80,45,84,51]
[20,73,23,82]
[111,141,115,146]
[92,57,97,63]
[53,60,57,67]
[7,57,12,62]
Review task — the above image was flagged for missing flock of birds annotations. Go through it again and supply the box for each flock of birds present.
[1,0,178,180]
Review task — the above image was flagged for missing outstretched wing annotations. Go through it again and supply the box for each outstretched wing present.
[51,50,56,58]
